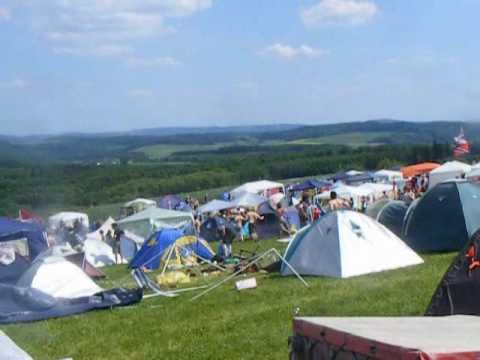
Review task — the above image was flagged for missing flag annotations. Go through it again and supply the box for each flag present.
[453,128,470,157]
[18,209,44,224]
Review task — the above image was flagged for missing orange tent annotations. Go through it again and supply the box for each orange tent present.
[401,162,440,178]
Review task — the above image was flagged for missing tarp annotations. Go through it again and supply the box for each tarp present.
[17,256,103,299]
[197,199,234,214]
[0,283,142,324]
[429,160,472,188]
[401,162,440,178]
[292,316,480,359]
[404,180,480,252]
[0,330,33,359]
[230,180,284,198]
[282,210,423,278]
[117,207,193,239]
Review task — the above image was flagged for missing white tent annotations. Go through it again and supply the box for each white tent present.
[281,210,423,278]
[83,238,120,267]
[230,180,284,198]
[117,207,193,238]
[357,183,393,199]
[231,192,267,208]
[123,198,156,208]
[374,169,403,182]
[86,216,115,241]
[315,185,371,201]
[17,256,102,298]
[48,212,89,231]
[429,161,472,188]
[0,331,33,360]
[197,199,234,214]
[345,170,363,176]
[467,167,480,181]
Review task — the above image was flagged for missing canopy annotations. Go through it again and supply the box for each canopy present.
[315,185,372,201]
[401,162,440,178]
[429,161,472,188]
[197,199,234,214]
[48,212,89,230]
[290,179,331,192]
[231,192,267,209]
[230,180,284,198]
[373,169,403,182]
[117,207,193,239]
[357,182,393,196]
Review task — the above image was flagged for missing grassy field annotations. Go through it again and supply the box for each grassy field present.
[288,131,395,146]
[2,239,455,360]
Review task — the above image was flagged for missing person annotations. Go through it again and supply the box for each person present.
[99,229,106,242]
[193,215,201,234]
[328,191,350,211]
[218,225,234,259]
[111,223,124,264]
[359,196,368,213]
[234,209,247,242]
[246,207,264,241]
[276,204,291,236]
[105,229,114,247]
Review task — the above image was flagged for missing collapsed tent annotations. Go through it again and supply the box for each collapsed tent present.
[0,218,48,284]
[281,210,423,278]
[117,207,194,239]
[0,283,142,324]
[17,256,103,299]
[404,180,480,252]
[426,229,480,316]
[130,229,214,270]
[429,161,472,188]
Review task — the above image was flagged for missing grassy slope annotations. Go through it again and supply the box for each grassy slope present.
[2,239,455,360]
[288,131,395,146]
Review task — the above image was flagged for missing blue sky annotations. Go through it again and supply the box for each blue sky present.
[1,0,479,135]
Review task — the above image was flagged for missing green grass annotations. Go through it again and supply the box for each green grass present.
[288,131,395,146]
[1,239,455,360]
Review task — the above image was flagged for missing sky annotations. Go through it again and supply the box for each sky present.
[1,0,479,135]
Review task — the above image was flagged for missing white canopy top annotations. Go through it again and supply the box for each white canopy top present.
[48,212,89,230]
[357,182,393,195]
[197,199,234,214]
[230,180,284,198]
[231,192,267,208]
[123,198,156,208]
[374,169,403,181]
[430,160,472,174]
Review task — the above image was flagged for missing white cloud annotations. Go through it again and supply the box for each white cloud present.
[128,88,154,97]
[0,78,30,89]
[26,1,212,42]
[261,43,328,60]
[54,44,133,57]
[126,56,180,67]
[301,0,378,28]
[0,7,11,21]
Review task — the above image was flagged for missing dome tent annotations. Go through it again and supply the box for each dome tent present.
[404,180,480,252]
[281,210,423,278]
[376,200,409,237]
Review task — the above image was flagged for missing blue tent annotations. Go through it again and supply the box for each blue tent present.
[0,218,48,283]
[290,179,331,192]
[130,229,214,270]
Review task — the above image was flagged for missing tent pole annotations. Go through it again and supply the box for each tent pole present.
[160,245,175,277]
[271,248,309,288]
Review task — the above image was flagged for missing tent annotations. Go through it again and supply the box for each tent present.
[86,217,115,241]
[0,330,33,359]
[158,194,184,210]
[231,192,267,209]
[17,255,103,299]
[403,180,480,252]
[230,180,284,198]
[401,162,440,178]
[130,229,214,270]
[373,169,403,182]
[281,210,423,278]
[426,229,480,316]
[343,172,375,186]
[467,167,480,181]
[83,238,119,268]
[122,198,156,216]
[429,161,472,188]
[0,218,48,284]
[48,212,89,231]
[365,199,391,219]
[0,283,142,324]
[199,216,238,242]
[117,207,194,239]
[290,179,331,192]
[197,199,233,214]
[376,200,409,237]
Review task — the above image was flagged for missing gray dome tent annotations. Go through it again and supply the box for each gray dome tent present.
[365,199,390,219]
[376,200,409,237]
[403,180,480,252]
